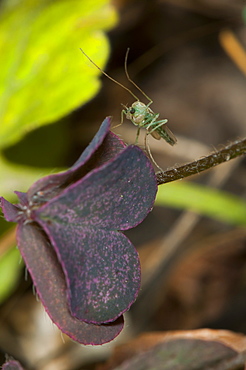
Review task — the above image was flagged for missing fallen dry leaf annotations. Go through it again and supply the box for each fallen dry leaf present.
[99,329,246,370]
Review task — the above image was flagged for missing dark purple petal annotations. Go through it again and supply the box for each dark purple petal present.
[15,191,28,205]
[17,223,124,344]
[0,197,20,222]
[30,224,140,324]
[2,360,24,370]
[34,145,157,231]
[71,117,126,169]
[27,117,126,204]
[31,145,156,323]
[0,119,158,343]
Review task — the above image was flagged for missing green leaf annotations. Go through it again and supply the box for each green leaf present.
[0,245,23,304]
[0,0,117,149]
[156,181,246,226]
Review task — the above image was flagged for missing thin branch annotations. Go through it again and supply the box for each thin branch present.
[156,138,246,185]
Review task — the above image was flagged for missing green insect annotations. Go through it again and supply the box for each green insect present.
[80,48,177,147]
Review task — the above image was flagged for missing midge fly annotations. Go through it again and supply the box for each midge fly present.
[80,48,177,147]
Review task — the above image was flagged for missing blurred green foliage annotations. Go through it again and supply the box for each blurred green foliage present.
[156,181,246,226]
[0,245,23,304]
[0,0,117,198]
[0,0,117,149]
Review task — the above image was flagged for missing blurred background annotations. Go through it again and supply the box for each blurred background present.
[0,0,246,369]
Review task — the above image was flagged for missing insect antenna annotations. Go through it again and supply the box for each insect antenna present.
[124,48,153,104]
[80,48,139,101]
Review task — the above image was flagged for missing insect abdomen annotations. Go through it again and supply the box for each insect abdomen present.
[157,126,177,146]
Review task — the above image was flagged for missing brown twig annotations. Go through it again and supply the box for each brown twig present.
[156,138,246,185]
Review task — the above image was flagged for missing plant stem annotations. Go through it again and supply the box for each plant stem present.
[156,138,246,185]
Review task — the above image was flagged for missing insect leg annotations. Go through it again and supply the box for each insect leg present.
[146,100,153,107]
[138,113,158,128]
[144,132,164,172]
[147,119,168,133]
[112,109,126,129]
[135,127,141,144]
[147,119,177,146]
[121,109,125,124]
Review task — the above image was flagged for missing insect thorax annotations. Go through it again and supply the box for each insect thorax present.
[125,101,154,125]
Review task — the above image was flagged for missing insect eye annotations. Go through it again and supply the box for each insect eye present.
[130,108,135,114]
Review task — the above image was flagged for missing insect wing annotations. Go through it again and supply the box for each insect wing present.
[149,128,161,140]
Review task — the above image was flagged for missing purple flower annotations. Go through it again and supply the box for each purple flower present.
[2,360,24,370]
[1,360,24,370]
[0,118,157,345]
